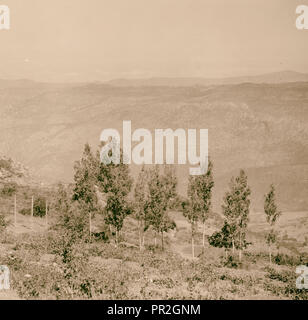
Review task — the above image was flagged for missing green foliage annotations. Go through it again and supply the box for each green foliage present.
[146,165,177,248]
[134,166,148,223]
[264,184,281,247]
[19,208,30,216]
[33,196,47,217]
[209,222,233,249]
[189,160,214,224]
[184,161,214,255]
[222,255,239,268]
[264,184,281,226]
[266,267,291,283]
[133,165,150,249]
[2,142,306,300]
[0,213,9,231]
[264,184,281,263]
[71,143,133,245]
[181,200,197,225]
[73,143,99,214]
[221,169,251,254]
[146,166,166,234]
[266,229,277,246]
[53,183,72,214]
[19,196,47,217]
[1,182,17,197]
[100,149,133,238]
[274,253,303,266]
[52,202,89,264]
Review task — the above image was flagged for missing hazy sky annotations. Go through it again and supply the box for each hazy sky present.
[0,0,307,82]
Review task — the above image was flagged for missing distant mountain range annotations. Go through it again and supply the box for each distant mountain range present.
[107,71,308,87]
[0,71,308,211]
[1,71,308,89]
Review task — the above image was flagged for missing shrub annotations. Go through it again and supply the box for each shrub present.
[223,255,239,268]
[19,196,47,217]
[266,267,291,283]
[33,197,47,217]
[0,213,9,231]
[1,183,17,197]
[20,208,31,216]
[92,231,109,242]
[274,253,300,266]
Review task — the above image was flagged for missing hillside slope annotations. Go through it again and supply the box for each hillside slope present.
[0,81,307,211]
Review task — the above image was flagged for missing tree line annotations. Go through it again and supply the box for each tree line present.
[56,143,281,264]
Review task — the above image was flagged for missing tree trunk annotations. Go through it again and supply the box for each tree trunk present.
[269,245,272,264]
[138,220,142,251]
[192,232,195,259]
[202,221,206,251]
[45,201,48,228]
[14,194,17,228]
[191,222,196,258]
[115,230,118,247]
[239,232,242,262]
[89,212,92,241]
[154,232,157,247]
[141,221,145,250]
[161,231,164,250]
[31,196,34,229]
[232,239,235,254]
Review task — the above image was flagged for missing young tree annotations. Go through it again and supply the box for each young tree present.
[147,165,177,249]
[222,169,251,261]
[54,183,72,214]
[33,196,47,217]
[147,166,164,248]
[182,199,198,258]
[184,160,214,257]
[73,144,98,207]
[264,184,281,264]
[197,161,214,250]
[208,222,234,258]
[99,148,133,246]
[161,165,178,209]
[73,143,99,239]
[185,171,202,258]
[159,165,177,249]
[53,200,90,263]
[134,165,149,250]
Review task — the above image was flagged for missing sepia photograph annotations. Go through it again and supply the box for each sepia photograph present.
[0,0,308,307]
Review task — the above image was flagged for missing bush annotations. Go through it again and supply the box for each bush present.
[223,255,239,268]
[274,253,300,266]
[19,196,47,217]
[92,231,109,242]
[1,183,17,197]
[266,267,291,283]
[0,213,9,231]
[33,197,47,217]
[20,208,31,216]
